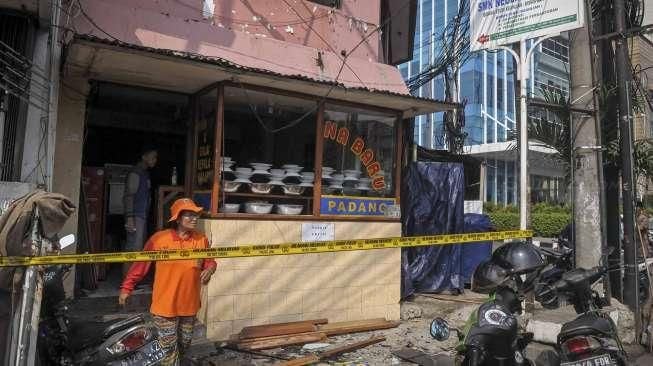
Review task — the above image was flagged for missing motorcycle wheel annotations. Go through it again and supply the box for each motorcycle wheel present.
[535,350,560,366]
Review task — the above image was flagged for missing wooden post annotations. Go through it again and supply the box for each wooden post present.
[211,86,224,214]
[313,102,325,216]
[394,116,404,204]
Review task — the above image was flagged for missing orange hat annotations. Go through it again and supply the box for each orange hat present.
[169,198,203,222]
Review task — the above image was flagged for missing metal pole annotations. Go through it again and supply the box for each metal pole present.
[519,39,529,230]
[496,36,554,230]
[614,0,639,314]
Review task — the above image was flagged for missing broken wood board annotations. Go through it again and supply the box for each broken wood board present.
[392,348,455,366]
[315,318,387,331]
[274,336,386,366]
[317,319,400,336]
[237,332,327,351]
[238,319,326,340]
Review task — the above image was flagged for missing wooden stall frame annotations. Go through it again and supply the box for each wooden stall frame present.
[211,85,225,214]
[193,81,405,221]
[312,102,325,216]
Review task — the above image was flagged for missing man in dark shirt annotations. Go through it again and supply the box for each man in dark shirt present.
[123,148,158,275]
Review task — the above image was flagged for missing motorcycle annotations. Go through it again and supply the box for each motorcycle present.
[429,241,546,366]
[535,265,627,366]
[37,235,165,365]
[430,288,535,366]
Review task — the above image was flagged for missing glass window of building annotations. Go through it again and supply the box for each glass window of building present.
[322,105,397,198]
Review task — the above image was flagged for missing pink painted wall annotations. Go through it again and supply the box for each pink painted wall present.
[71,0,408,94]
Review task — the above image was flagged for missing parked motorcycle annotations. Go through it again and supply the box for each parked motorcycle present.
[429,241,545,366]
[547,232,650,306]
[37,235,164,366]
[534,265,627,366]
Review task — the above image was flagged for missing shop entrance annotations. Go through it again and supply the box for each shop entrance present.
[79,82,190,297]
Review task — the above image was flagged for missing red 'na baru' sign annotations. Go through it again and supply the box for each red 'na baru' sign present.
[323,121,386,191]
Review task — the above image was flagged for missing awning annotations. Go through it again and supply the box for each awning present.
[64,36,456,118]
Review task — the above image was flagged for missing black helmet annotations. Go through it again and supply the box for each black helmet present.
[492,241,545,274]
[492,241,546,293]
[471,259,511,294]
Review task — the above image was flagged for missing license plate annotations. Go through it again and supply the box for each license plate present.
[108,340,166,366]
[561,354,614,366]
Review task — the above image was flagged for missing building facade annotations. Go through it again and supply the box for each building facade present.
[2,0,454,343]
[399,0,570,205]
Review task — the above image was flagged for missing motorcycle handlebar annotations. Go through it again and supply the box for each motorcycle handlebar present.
[551,266,610,292]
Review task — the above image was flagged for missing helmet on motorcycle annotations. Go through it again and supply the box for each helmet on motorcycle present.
[471,259,511,294]
[492,241,545,274]
[492,241,546,293]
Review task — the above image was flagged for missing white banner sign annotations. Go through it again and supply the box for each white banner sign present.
[470,0,584,51]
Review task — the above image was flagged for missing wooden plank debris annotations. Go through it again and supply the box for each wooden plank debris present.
[237,332,327,351]
[274,336,386,366]
[238,319,327,340]
[317,319,400,336]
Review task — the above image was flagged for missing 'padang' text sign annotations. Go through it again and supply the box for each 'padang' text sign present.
[320,195,396,217]
[471,0,584,51]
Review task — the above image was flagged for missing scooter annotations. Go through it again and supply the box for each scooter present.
[535,265,627,366]
[37,235,165,365]
[430,286,536,366]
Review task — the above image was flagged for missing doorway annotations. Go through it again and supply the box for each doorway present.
[79,82,190,296]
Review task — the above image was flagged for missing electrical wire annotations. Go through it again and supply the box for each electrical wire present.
[279,0,368,89]
[75,0,124,42]
[233,0,415,134]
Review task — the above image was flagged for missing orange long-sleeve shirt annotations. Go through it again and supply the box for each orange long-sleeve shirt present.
[120,229,217,317]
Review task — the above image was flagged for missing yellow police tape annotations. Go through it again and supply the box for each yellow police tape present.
[0,230,532,267]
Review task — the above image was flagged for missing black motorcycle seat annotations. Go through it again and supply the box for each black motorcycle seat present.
[68,315,144,351]
[69,319,121,351]
[559,312,614,341]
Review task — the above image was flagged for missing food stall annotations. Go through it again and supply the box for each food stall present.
[188,82,450,340]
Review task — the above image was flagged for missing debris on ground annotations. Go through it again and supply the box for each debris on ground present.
[276,336,386,366]
[183,293,650,365]
[400,303,422,321]
[228,318,399,351]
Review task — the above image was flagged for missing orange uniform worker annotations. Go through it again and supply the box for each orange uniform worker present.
[119,198,216,365]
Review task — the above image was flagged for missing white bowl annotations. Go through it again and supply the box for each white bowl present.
[356,185,371,191]
[234,178,252,184]
[268,180,285,186]
[284,171,301,177]
[282,185,305,195]
[244,202,273,214]
[252,170,271,175]
[270,169,285,176]
[276,204,303,215]
[222,181,242,192]
[250,183,272,194]
[331,174,344,180]
[221,203,240,213]
[282,164,302,169]
[343,170,362,177]
[299,182,314,187]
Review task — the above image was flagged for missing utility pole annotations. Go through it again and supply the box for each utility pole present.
[569,7,605,270]
[614,0,639,313]
[598,3,622,301]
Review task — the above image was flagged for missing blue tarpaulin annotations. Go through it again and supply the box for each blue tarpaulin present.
[461,213,494,284]
[401,162,465,298]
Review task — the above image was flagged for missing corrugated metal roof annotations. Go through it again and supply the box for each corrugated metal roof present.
[71,34,458,110]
